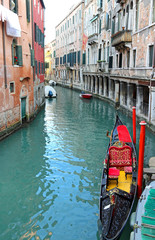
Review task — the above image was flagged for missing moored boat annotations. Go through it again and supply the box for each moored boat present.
[98,115,137,240]
[45,86,57,98]
[130,181,155,240]
[79,93,92,99]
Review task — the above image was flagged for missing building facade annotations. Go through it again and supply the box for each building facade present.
[0,0,45,139]
[54,0,155,126]
[33,0,45,111]
[0,0,35,138]
[55,1,84,87]
[45,39,56,81]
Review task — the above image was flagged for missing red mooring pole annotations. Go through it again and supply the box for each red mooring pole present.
[132,106,136,145]
[137,121,147,199]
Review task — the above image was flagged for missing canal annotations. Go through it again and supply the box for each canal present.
[0,86,155,240]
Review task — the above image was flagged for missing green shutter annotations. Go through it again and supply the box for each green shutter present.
[16,45,23,66]
[26,0,30,23]
[11,44,15,65]
[82,53,86,65]
[31,49,35,66]
[35,60,37,74]
[99,19,101,33]
[106,13,109,30]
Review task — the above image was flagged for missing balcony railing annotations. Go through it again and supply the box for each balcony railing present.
[111,30,132,48]
[83,64,98,72]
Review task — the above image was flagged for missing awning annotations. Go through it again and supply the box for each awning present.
[0,4,21,37]
[90,14,98,23]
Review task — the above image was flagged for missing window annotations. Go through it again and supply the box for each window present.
[10,0,18,13]
[127,50,130,68]
[12,39,23,66]
[116,54,118,68]
[106,13,109,30]
[133,49,136,67]
[10,82,15,93]
[98,48,101,61]
[26,0,30,23]
[109,56,113,68]
[119,53,122,68]
[149,45,154,67]
[88,49,89,64]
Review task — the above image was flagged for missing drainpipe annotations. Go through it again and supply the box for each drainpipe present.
[1,0,7,88]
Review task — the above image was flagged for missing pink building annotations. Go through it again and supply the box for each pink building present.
[0,1,34,139]
[33,0,45,110]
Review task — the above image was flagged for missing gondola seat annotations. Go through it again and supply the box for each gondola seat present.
[108,167,120,186]
[109,146,132,168]
[124,166,132,179]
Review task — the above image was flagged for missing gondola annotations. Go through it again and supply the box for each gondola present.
[98,115,137,240]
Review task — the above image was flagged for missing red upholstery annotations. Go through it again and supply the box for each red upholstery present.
[124,166,132,173]
[109,146,132,167]
[109,167,120,176]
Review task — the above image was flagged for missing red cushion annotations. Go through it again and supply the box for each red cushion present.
[109,168,120,176]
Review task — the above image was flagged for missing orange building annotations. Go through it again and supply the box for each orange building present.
[0,1,35,139]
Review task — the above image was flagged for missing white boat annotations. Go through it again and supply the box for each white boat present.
[130,181,155,240]
[45,86,57,98]
[49,80,57,86]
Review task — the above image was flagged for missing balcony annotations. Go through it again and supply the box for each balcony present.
[111,30,132,50]
[88,33,98,45]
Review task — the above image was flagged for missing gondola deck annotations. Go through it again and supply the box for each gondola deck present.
[107,170,132,193]
[98,116,137,240]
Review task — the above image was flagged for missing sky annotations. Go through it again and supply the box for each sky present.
[44,0,80,45]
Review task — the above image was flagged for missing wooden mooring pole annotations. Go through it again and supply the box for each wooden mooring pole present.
[137,121,147,199]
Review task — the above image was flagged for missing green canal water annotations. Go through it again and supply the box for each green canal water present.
[0,86,155,240]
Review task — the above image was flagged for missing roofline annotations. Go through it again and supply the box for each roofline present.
[55,0,84,28]
[40,0,45,9]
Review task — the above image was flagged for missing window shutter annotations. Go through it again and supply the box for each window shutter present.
[14,0,18,14]
[82,53,86,65]
[99,19,101,33]
[16,45,23,66]
[78,51,80,64]
[106,13,109,30]
[26,0,30,23]
[100,0,102,8]
[11,44,15,65]
[31,49,35,66]
[35,60,38,74]
[112,20,115,35]
[98,48,101,60]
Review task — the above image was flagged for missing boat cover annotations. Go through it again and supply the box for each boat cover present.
[117,125,132,143]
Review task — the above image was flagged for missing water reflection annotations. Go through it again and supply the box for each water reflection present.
[0,86,155,240]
